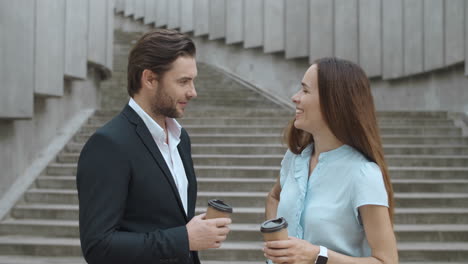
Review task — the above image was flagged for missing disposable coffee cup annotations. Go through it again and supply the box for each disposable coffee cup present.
[205,199,233,219]
[260,217,289,241]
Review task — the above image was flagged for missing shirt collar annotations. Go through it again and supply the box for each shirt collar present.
[128,98,181,144]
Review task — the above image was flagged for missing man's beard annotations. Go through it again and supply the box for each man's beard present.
[150,85,181,119]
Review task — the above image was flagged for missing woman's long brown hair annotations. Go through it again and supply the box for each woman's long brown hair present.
[284,57,394,223]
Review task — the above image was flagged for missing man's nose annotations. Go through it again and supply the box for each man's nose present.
[188,85,197,99]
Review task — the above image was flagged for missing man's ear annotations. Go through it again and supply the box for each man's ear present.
[141,69,158,91]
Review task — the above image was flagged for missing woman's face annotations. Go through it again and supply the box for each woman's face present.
[291,64,324,133]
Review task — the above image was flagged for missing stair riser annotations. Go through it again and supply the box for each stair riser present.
[44,166,468,180]
[35,178,468,194]
[190,157,468,167]
[37,225,468,244]
[11,208,78,221]
[200,248,468,262]
[0,244,81,257]
[0,224,78,238]
[85,116,455,127]
[26,191,468,209]
[395,198,468,208]
[189,137,468,145]
[47,166,76,176]
[11,207,468,226]
[74,127,462,141]
[395,213,468,224]
[24,193,78,205]
[384,147,468,155]
[398,250,468,262]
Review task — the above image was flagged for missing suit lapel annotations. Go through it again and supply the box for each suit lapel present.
[178,141,196,219]
[122,105,188,221]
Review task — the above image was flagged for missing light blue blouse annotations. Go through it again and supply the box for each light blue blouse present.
[276,144,388,257]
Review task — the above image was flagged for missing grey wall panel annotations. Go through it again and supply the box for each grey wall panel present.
[466,0,468,76]
[107,0,115,70]
[156,0,168,27]
[209,0,226,40]
[88,0,108,66]
[244,0,263,48]
[180,0,194,32]
[424,0,444,71]
[285,0,308,59]
[226,0,243,44]
[358,0,381,77]
[465,0,468,76]
[124,0,135,16]
[334,0,358,63]
[264,0,284,53]
[382,0,403,79]
[116,0,125,12]
[168,0,181,29]
[194,0,209,36]
[403,0,423,75]
[134,0,145,20]
[309,0,333,62]
[0,0,34,118]
[144,0,156,24]
[35,0,65,96]
[445,0,464,66]
[65,0,88,79]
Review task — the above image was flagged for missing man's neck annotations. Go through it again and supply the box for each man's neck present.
[132,96,167,131]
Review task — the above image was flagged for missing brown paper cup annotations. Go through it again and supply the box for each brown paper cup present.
[260,217,289,241]
[205,199,233,219]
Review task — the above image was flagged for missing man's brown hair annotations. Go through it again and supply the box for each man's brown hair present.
[127,29,196,97]
[284,57,395,223]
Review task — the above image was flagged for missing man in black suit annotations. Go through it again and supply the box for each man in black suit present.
[76,29,231,264]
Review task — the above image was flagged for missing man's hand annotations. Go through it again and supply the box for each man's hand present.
[186,213,231,251]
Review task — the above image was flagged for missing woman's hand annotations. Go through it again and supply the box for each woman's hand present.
[263,237,319,264]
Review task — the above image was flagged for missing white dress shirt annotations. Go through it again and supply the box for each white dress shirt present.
[128,98,189,215]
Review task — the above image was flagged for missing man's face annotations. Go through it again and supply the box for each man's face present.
[150,56,198,118]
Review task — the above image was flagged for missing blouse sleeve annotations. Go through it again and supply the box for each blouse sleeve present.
[279,149,294,188]
[352,162,389,225]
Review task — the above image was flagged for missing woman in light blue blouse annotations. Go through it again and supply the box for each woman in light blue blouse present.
[264,57,398,264]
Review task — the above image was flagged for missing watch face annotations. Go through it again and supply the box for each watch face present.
[316,256,328,264]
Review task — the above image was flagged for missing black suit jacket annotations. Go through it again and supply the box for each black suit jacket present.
[76,105,200,264]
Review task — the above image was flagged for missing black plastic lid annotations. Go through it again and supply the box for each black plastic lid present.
[260,217,288,233]
[208,199,233,213]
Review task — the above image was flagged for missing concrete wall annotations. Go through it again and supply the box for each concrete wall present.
[65,0,89,79]
[111,13,468,114]
[0,0,114,200]
[122,0,467,81]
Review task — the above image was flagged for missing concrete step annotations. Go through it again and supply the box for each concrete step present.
[11,204,78,221]
[45,163,468,180]
[188,134,468,145]
[184,118,455,127]
[94,108,292,118]
[11,204,468,226]
[397,242,468,262]
[35,176,468,194]
[395,208,468,224]
[390,166,468,179]
[74,126,463,141]
[0,236,81,256]
[199,241,468,262]
[0,219,78,238]
[0,255,86,264]
[84,116,456,127]
[66,133,468,146]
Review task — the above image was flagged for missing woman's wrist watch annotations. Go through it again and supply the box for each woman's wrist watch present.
[315,246,328,264]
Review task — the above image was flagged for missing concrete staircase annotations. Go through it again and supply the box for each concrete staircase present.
[0,30,467,264]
